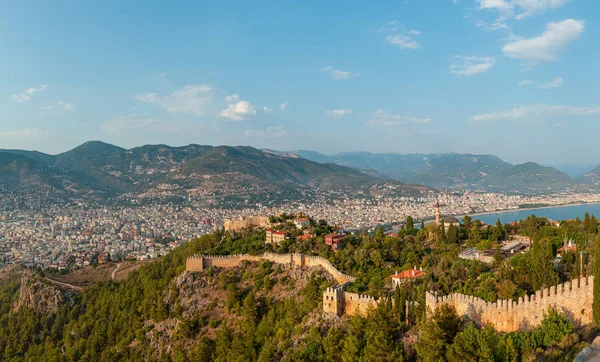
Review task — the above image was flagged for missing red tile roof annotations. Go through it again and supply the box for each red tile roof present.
[391,269,426,279]
[557,244,576,253]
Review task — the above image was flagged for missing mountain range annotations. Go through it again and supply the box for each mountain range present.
[0,141,429,202]
[2,142,599,201]
[292,151,586,192]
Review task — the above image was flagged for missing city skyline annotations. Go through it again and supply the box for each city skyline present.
[1,0,599,164]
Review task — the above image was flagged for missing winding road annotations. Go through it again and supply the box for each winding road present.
[111,263,122,280]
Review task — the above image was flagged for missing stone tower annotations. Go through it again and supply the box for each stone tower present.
[435,200,441,226]
[323,285,345,316]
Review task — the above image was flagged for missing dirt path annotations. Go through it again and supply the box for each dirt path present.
[45,277,83,292]
[111,263,122,280]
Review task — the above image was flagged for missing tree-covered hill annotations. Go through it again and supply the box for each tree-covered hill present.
[0,143,430,202]
[0,213,598,361]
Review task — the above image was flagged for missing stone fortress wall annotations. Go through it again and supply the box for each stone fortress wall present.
[188,253,595,323]
[323,283,380,317]
[186,253,381,316]
[223,215,271,233]
[426,276,594,332]
[186,253,355,284]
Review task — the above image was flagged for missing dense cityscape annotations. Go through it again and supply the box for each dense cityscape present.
[2,186,600,270]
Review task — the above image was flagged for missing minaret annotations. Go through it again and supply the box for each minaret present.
[435,200,441,227]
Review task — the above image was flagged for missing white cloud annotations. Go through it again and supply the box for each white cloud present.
[243,126,287,138]
[225,94,240,103]
[503,19,584,65]
[477,0,513,14]
[385,34,419,49]
[471,104,600,122]
[280,102,288,111]
[263,106,273,113]
[475,17,511,32]
[538,77,564,89]
[513,0,572,20]
[476,0,571,19]
[0,127,49,139]
[136,85,213,117]
[219,95,257,121]
[320,66,359,80]
[11,84,50,102]
[325,109,352,117]
[408,29,421,35]
[374,20,398,33]
[518,80,534,86]
[366,110,432,127]
[41,101,74,111]
[450,56,496,76]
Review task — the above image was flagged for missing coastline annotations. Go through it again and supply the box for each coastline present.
[462,201,600,220]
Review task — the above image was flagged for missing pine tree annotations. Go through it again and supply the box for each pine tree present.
[591,215,599,234]
[530,239,558,290]
[439,220,446,243]
[406,216,414,232]
[394,285,406,321]
[584,213,591,232]
[593,240,600,324]
[494,218,504,241]
[447,224,458,244]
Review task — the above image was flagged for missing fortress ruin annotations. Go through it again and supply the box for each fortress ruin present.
[187,253,596,327]
[223,215,271,233]
[426,276,594,332]
[186,253,382,316]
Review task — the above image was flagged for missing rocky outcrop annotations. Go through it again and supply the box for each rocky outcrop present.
[12,270,65,316]
[575,336,600,362]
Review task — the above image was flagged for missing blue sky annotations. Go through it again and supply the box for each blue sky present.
[1,0,598,164]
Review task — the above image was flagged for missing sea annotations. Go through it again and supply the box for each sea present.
[470,203,600,225]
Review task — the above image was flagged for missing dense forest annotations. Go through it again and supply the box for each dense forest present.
[0,213,599,361]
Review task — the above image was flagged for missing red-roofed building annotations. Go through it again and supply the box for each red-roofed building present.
[298,233,315,241]
[266,229,287,244]
[325,233,345,250]
[391,268,426,289]
[557,240,576,256]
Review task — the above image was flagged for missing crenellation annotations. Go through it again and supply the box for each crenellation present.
[187,252,367,316]
[426,276,594,332]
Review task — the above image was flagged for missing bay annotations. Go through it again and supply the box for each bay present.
[469,203,600,225]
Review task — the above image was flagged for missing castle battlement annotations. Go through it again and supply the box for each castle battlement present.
[426,276,594,332]
[186,252,356,284]
[186,252,367,316]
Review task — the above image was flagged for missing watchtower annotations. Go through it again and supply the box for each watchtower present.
[323,285,345,316]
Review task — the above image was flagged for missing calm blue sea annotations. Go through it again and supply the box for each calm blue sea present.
[470,203,600,225]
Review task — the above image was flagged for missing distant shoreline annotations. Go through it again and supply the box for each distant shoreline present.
[462,201,600,220]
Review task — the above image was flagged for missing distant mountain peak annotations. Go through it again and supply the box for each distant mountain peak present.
[294,150,575,191]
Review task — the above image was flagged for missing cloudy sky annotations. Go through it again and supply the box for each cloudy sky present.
[1,0,598,164]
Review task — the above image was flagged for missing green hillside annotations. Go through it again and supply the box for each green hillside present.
[0,143,429,201]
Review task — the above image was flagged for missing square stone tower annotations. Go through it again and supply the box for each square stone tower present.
[323,285,344,316]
